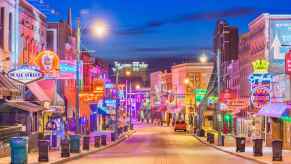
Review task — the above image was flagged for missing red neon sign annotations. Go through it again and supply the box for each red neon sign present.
[285,50,291,75]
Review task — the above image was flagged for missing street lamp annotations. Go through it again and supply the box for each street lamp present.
[76,18,109,134]
[125,70,133,129]
[91,21,109,38]
[199,54,208,63]
[135,84,141,90]
[184,78,190,85]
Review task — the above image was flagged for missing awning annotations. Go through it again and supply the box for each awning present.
[4,101,45,113]
[257,103,289,118]
[0,74,20,97]
[27,82,51,102]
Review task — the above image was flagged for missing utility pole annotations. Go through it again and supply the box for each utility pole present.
[129,80,132,129]
[115,69,120,137]
[75,18,81,134]
[217,49,222,133]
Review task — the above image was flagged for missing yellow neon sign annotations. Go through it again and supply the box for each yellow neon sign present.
[252,59,269,74]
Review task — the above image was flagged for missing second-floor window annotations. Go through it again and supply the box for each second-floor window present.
[0,7,5,49]
[8,12,12,51]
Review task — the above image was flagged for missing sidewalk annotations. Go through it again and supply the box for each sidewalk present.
[0,130,135,164]
[194,134,291,164]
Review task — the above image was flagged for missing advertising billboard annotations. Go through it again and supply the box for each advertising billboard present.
[269,19,291,73]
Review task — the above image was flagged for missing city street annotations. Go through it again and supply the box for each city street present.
[68,125,256,164]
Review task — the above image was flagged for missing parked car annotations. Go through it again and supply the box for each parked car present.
[174,120,187,132]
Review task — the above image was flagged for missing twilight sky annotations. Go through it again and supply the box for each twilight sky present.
[31,0,291,61]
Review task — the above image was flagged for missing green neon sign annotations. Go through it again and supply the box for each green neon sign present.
[195,89,207,105]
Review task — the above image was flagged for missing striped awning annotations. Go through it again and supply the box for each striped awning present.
[0,74,20,97]
[4,100,45,113]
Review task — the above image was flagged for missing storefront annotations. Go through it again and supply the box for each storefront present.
[0,100,45,150]
[257,103,289,146]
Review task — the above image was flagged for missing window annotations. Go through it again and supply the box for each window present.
[8,12,12,51]
[0,7,5,49]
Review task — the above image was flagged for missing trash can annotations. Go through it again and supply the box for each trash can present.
[101,135,107,146]
[38,140,49,162]
[10,137,28,164]
[209,133,215,144]
[253,138,263,156]
[61,138,70,158]
[217,133,224,146]
[94,136,101,148]
[197,129,205,137]
[236,137,246,152]
[83,136,90,151]
[70,135,80,153]
[206,133,210,142]
[111,132,116,142]
[193,128,197,135]
[272,140,283,161]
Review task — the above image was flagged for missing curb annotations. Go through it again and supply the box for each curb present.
[47,130,136,164]
[193,135,270,164]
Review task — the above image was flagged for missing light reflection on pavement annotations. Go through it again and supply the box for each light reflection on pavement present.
[68,124,256,164]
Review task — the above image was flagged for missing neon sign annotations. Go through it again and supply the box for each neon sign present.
[195,89,207,106]
[44,60,83,80]
[249,59,272,109]
[8,65,43,84]
[252,60,269,74]
[105,99,116,107]
[35,50,60,74]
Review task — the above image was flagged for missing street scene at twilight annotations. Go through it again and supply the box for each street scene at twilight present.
[1,0,291,163]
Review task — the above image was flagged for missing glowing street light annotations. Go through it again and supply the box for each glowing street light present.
[125,70,131,77]
[184,78,190,85]
[91,21,109,38]
[135,84,141,90]
[199,54,208,63]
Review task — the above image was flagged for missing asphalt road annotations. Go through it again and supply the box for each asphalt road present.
[68,124,256,164]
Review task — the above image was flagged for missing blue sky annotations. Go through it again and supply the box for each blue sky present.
[31,0,291,60]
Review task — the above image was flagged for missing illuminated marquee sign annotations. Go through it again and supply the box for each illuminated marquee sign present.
[113,61,148,72]
[252,59,269,74]
[105,99,117,107]
[58,60,83,80]
[251,87,271,109]
[194,89,207,106]
[249,59,272,109]
[208,96,218,105]
[105,83,114,89]
[8,65,43,84]
[35,50,60,74]
[226,98,249,110]
[285,50,291,74]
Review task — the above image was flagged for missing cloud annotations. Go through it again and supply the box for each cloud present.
[116,7,257,36]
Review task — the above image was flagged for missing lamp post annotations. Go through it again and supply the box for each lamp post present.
[125,70,133,129]
[76,19,81,134]
[75,18,109,134]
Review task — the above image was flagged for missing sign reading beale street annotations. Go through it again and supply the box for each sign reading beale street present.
[8,65,43,84]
